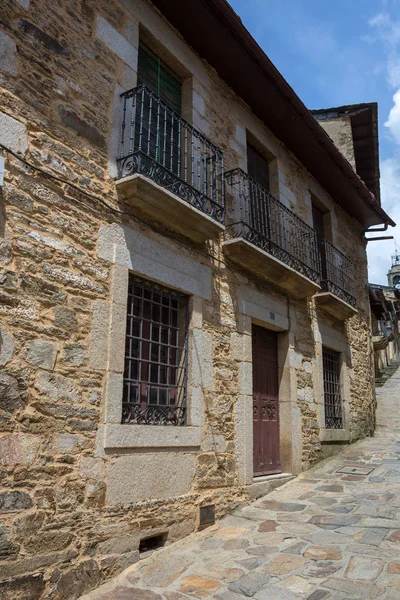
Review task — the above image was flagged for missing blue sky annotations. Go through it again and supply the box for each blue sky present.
[229,0,400,284]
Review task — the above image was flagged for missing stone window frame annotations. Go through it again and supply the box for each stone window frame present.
[107,14,211,179]
[245,130,280,202]
[314,325,350,443]
[121,273,190,427]
[310,193,334,243]
[321,345,344,430]
[307,181,337,240]
[92,224,214,452]
[101,265,203,451]
[137,28,195,126]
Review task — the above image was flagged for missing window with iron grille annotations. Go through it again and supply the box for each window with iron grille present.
[122,274,189,426]
[322,347,343,429]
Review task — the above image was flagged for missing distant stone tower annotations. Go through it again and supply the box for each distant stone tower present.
[388,251,400,288]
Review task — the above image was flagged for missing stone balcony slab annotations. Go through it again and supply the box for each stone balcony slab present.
[372,334,389,351]
[223,238,320,299]
[314,291,357,320]
[116,173,225,243]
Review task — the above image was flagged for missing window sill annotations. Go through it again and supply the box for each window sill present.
[103,423,202,450]
[320,428,349,443]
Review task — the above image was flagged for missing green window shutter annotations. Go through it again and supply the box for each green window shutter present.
[138,45,182,115]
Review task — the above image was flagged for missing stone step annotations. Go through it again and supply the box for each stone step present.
[247,472,295,500]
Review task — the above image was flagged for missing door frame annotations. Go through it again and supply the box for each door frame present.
[252,324,281,477]
[234,287,302,485]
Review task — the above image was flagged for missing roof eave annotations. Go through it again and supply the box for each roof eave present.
[150,0,395,228]
[311,103,381,205]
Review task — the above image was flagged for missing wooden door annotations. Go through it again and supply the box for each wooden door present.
[252,325,281,476]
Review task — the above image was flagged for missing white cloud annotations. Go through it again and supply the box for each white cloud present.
[369,10,400,86]
[367,157,400,284]
[367,6,400,284]
[381,156,400,214]
[385,89,400,143]
[369,13,392,29]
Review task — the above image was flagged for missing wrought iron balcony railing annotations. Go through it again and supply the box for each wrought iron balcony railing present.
[117,84,225,223]
[225,168,321,284]
[320,240,356,308]
[372,319,388,338]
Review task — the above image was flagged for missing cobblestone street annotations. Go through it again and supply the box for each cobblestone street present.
[81,371,400,600]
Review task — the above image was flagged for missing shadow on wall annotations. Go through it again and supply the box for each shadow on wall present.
[0,190,13,266]
[0,189,6,238]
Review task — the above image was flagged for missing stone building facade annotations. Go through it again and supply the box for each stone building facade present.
[370,258,400,379]
[0,0,394,598]
[312,103,396,382]
[311,103,381,206]
[370,285,399,377]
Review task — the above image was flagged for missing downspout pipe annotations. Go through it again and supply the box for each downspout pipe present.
[365,222,390,233]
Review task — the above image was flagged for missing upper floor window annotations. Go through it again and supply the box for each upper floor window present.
[138,44,182,115]
[312,203,325,242]
[122,274,189,427]
[247,143,270,191]
[322,346,343,429]
[312,203,328,279]
[117,44,224,216]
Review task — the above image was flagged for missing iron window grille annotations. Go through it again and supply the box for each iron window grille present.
[122,274,189,426]
[322,346,343,429]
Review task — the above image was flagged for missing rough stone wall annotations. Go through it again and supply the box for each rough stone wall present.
[316,116,356,170]
[0,156,250,597]
[339,213,375,443]
[0,0,375,597]
[347,313,375,439]
[295,300,322,469]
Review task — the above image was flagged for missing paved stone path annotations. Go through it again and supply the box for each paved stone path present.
[81,370,400,600]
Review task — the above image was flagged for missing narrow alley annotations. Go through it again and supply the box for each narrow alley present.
[80,370,400,600]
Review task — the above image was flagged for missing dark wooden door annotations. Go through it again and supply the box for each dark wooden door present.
[252,325,281,476]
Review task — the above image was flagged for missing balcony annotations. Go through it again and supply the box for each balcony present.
[314,240,357,320]
[223,169,321,298]
[386,324,395,342]
[372,320,390,350]
[116,85,225,243]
